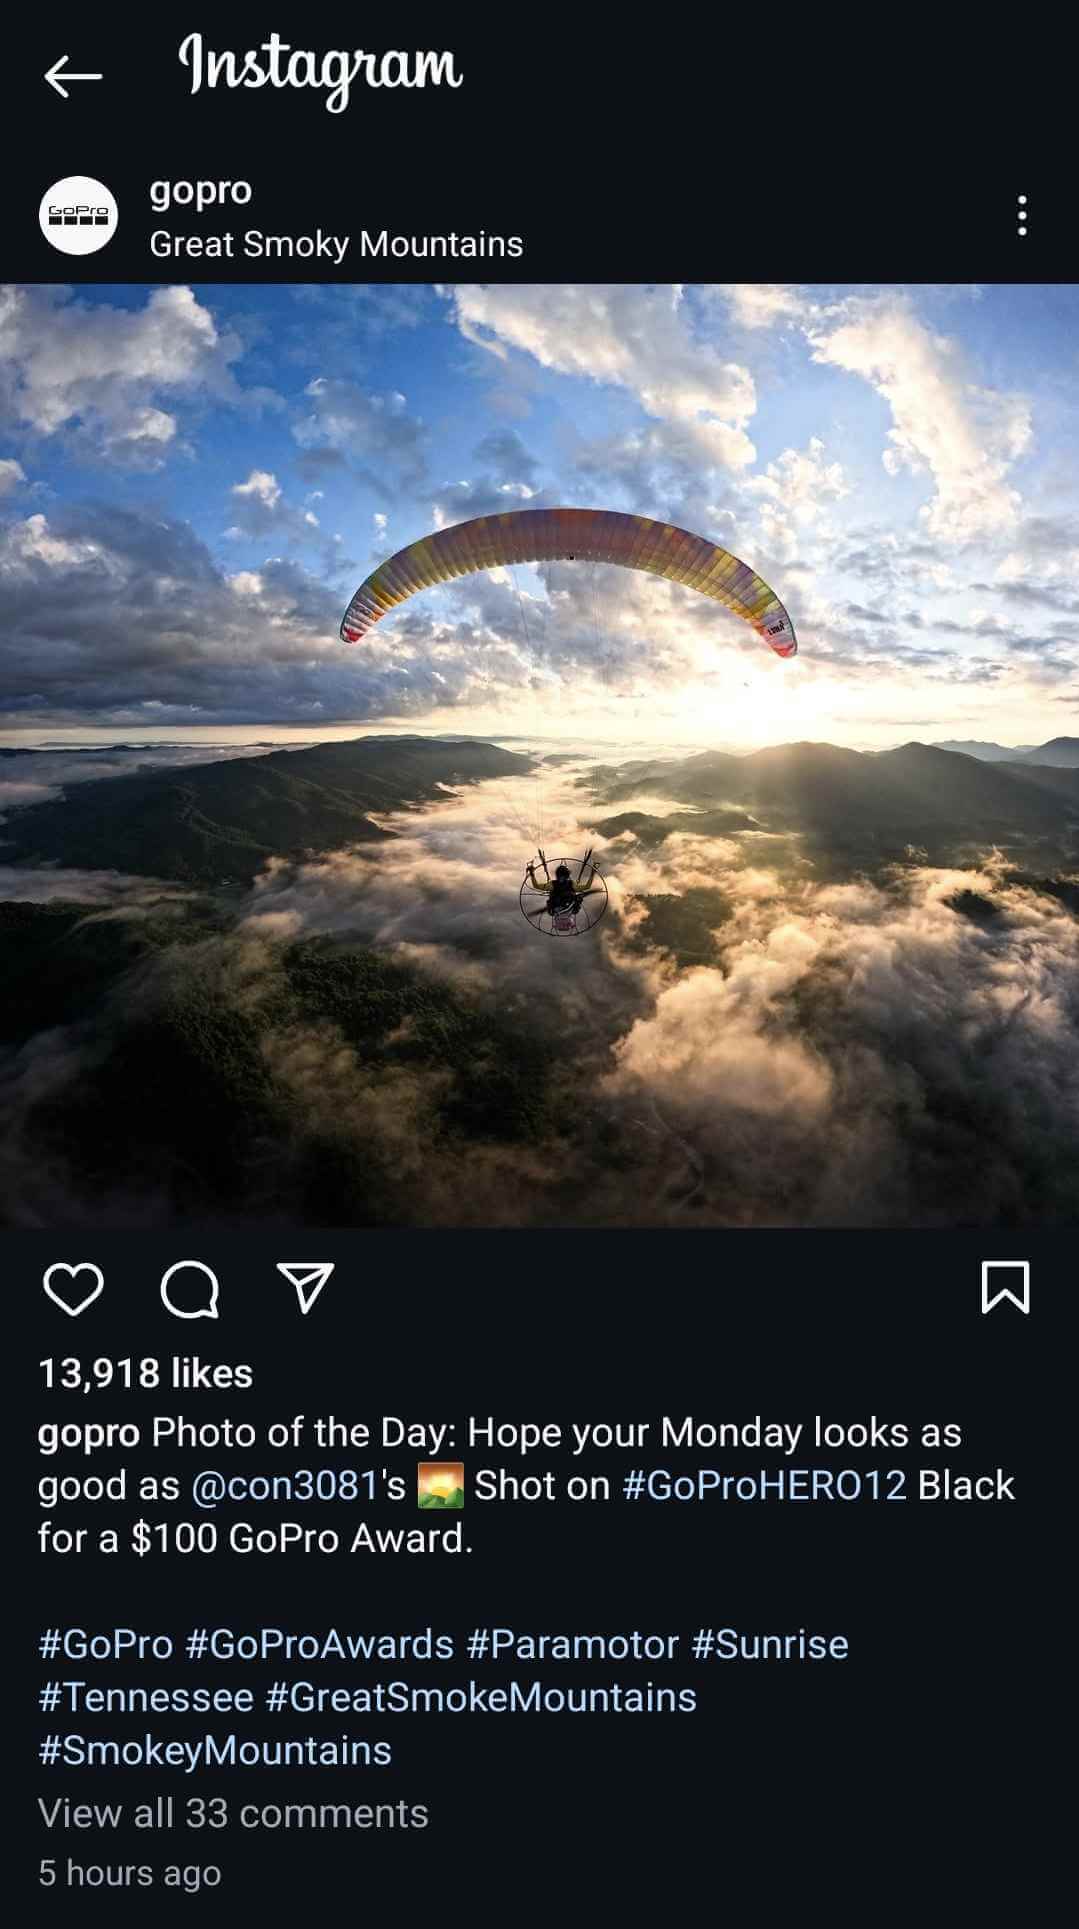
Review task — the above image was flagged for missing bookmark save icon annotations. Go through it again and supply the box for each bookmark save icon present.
[276,1262,335,1314]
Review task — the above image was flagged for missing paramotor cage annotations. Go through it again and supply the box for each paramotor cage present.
[520,854,608,937]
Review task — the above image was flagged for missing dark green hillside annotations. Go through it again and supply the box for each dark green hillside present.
[3,913,558,1225]
[2,738,528,884]
[595,740,1077,831]
[592,741,1077,872]
[624,889,735,964]
[0,897,221,1044]
[596,808,757,845]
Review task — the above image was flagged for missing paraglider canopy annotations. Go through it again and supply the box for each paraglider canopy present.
[336,508,798,950]
[340,507,797,660]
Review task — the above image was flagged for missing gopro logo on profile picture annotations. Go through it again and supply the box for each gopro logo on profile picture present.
[39,175,118,255]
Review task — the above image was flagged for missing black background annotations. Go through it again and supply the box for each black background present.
[20,1233,1070,1918]
[1,20,1066,283]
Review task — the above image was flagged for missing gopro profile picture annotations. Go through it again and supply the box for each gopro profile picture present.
[39,175,118,255]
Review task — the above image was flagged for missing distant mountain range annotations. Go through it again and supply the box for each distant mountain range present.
[593,740,1077,874]
[2,735,1076,886]
[2,738,527,884]
[932,737,1079,767]
[596,740,1078,828]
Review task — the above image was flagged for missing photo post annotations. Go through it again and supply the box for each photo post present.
[3,25,1072,1921]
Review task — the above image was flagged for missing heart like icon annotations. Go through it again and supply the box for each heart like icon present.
[43,1261,105,1317]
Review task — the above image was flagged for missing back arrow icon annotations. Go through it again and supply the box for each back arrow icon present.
[45,56,103,99]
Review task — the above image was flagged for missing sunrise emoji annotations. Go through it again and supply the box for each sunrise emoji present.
[418,1462,465,1510]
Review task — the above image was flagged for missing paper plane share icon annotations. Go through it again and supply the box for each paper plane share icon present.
[276,1262,335,1314]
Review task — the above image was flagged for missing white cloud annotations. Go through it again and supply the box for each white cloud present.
[610,950,833,1120]
[232,470,282,509]
[446,285,758,470]
[226,470,321,544]
[102,406,176,454]
[0,284,242,465]
[992,515,1079,592]
[0,456,26,494]
[292,378,427,490]
[721,284,807,330]
[743,437,850,560]
[809,296,1032,542]
[600,845,1079,1222]
[3,512,103,569]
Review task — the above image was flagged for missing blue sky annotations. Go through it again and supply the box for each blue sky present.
[1,280,1076,747]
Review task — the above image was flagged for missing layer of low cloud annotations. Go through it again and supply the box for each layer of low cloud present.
[229,770,1079,1226]
[0,741,282,819]
[0,864,192,907]
[2,755,1074,1227]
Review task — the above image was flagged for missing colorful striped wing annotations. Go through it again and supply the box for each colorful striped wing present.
[340,508,797,659]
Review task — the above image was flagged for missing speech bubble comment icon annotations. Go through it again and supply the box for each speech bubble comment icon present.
[160,1260,220,1320]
